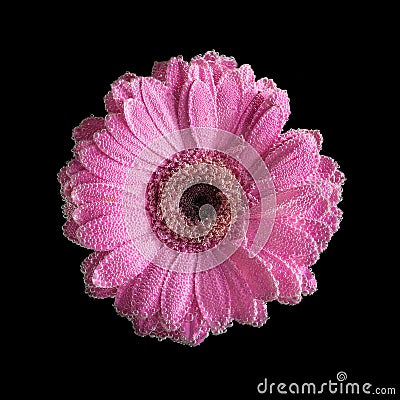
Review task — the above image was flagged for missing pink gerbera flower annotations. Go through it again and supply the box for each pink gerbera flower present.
[59,51,344,346]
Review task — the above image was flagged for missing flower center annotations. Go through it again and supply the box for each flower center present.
[179,183,224,225]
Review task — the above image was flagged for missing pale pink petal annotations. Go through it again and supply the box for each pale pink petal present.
[192,51,237,85]
[76,214,128,251]
[71,183,123,205]
[216,70,243,132]
[93,128,138,166]
[195,266,232,334]
[73,117,105,142]
[265,130,320,190]
[276,184,329,220]
[78,143,128,185]
[123,98,161,144]
[114,278,136,317]
[188,59,216,97]
[230,247,278,302]
[188,80,218,128]
[259,250,302,304]
[285,216,333,252]
[244,89,290,155]
[140,77,179,135]
[220,260,256,324]
[165,56,189,107]
[161,271,194,331]
[72,201,121,226]
[263,217,318,264]
[93,242,148,288]
[177,80,192,129]
[131,265,168,318]
[105,113,145,152]
[81,252,117,298]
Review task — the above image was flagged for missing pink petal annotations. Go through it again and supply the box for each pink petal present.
[176,299,210,346]
[253,299,269,326]
[73,117,105,142]
[188,80,218,128]
[69,170,104,189]
[177,80,192,129]
[93,242,148,288]
[71,183,123,206]
[220,260,256,324]
[110,75,137,111]
[73,201,122,226]
[301,267,317,295]
[114,278,136,317]
[165,57,189,106]
[94,129,139,166]
[123,97,161,144]
[276,184,329,220]
[76,214,128,251]
[195,266,232,334]
[285,216,333,252]
[161,271,194,331]
[259,250,302,304]
[264,217,318,263]
[57,166,69,186]
[265,130,320,191]
[216,70,243,132]
[320,206,343,232]
[188,59,216,97]
[151,60,169,82]
[78,143,128,185]
[140,77,179,135]
[318,155,337,178]
[81,252,117,298]
[66,159,84,177]
[131,264,168,318]
[244,89,290,155]
[132,313,161,336]
[105,113,144,153]
[104,90,119,114]
[62,218,79,243]
[230,247,278,302]
[62,201,75,219]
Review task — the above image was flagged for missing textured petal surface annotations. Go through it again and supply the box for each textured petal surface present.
[161,272,194,331]
[195,266,232,333]
[93,242,148,288]
[131,265,167,318]
[231,247,278,302]
[76,214,128,251]
[220,260,256,324]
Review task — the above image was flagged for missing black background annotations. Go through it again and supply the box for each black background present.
[30,8,397,398]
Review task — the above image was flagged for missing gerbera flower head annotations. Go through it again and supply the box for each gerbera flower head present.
[59,50,344,345]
